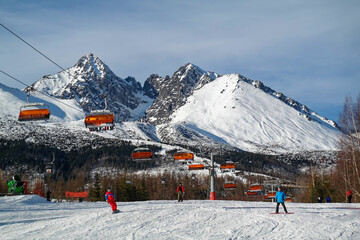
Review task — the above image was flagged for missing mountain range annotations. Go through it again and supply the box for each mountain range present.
[0,53,341,155]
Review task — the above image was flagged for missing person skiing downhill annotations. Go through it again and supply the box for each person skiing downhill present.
[105,188,119,214]
[177,183,185,202]
[275,187,288,213]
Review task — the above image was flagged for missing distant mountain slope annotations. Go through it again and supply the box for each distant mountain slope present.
[0,82,72,121]
[160,74,341,153]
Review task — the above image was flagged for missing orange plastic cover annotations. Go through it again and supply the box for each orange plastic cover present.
[188,164,204,170]
[65,191,88,198]
[224,183,236,188]
[246,191,258,195]
[249,185,262,191]
[132,151,152,159]
[174,153,194,160]
[268,192,276,197]
[220,163,236,169]
[85,114,114,126]
[18,109,50,121]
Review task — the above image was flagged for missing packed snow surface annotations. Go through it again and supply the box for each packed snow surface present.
[1,195,359,239]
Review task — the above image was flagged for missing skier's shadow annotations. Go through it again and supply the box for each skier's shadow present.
[0,216,66,226]
[117,210,138,214]
[224,207,273,210]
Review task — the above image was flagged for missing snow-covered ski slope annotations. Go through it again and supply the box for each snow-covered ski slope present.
[170,74,341,153]
[1,195,359,240]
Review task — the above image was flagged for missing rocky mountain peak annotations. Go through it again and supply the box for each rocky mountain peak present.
[74,53,109,78]
[27,54,148,122]
[144,63,219,124]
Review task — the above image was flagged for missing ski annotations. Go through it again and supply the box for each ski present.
[112,209,120,214]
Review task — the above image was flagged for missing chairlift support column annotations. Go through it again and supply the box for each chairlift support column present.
[210,153,216,200]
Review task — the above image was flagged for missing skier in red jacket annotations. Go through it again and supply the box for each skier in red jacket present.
[346,189,352,203]
[177,183,185,202]
[105,188,119,214]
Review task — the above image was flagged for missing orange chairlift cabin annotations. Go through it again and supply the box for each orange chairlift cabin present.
[131,147,153,161]
[18,92,50,121]
[246,183,263,195]
[264,191,276,199]
[84,96,114,131]
[220,162,236,173]
[224,180,236,190]
[174,152,194,163]
[45,153,56,175]
[188,163,204,170]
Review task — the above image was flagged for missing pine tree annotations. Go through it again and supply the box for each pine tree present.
[139,178,149,201]
[89,173,101,201]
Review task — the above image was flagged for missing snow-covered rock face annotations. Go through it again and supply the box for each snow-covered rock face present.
[27,53,149,122]
[144,63,219,124]
[163,74,341,153]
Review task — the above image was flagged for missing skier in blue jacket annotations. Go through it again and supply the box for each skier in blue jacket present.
[275,187,288,213]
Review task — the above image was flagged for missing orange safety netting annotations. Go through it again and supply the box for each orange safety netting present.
[65,191,88,198]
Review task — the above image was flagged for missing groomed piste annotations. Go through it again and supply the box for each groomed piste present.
[1,195,359,239]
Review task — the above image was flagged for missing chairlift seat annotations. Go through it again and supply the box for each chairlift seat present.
[188,164,204,170]
[85,110,114,131]
[224,182,236,189]
[132,148,153,161]
[18,103,50,121]
[174,152,194,161]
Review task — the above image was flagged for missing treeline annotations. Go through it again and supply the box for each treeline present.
[24,170,248,202]
[0,139,161,181]
[4,97,359,203]
[299,96,360,203]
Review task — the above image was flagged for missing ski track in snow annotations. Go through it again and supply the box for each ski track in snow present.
[1,195,360,240]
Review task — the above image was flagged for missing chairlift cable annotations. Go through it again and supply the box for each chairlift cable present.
[0,22,72,76]
[0,69,83,114]
[1,22,144,120]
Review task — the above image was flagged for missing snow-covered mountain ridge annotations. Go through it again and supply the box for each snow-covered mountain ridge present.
[26,53,152,122]
[144,63,219,124]
[158,74,340,153]
[0,53,341,154]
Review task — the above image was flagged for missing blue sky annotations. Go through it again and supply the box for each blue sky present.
[0,0,359,122]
